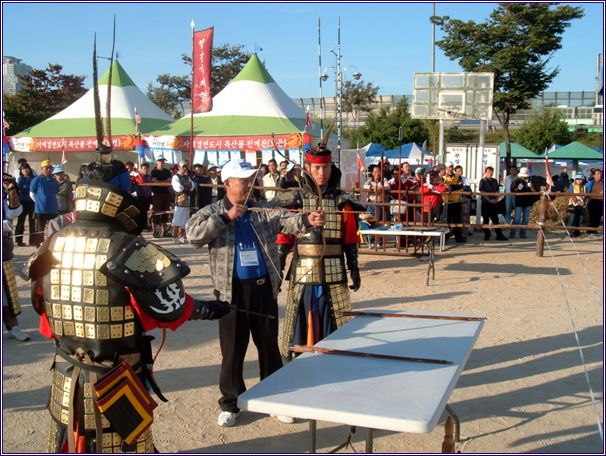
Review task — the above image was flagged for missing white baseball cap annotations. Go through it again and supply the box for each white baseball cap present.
[518,167,530,178]
[221,158,256,181]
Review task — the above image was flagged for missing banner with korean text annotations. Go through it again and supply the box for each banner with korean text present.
[192,27,213,113]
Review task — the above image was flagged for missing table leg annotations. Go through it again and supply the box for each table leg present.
[365,428,374,453]
[442,416,455,453]
[309,420,317,453]
[445,403,461,442]
[426,238,436,286]
[431,238,436,280]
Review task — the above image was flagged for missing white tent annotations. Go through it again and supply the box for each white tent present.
[8,60,173,177]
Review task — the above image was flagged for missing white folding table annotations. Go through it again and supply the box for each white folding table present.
[361,227,449,285]
[238,311,484,453]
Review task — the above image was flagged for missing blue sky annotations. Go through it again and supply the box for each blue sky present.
[2,1,604,99]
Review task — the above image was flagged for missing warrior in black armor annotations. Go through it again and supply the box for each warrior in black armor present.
[270,128,365,358]
[23,151,228,453]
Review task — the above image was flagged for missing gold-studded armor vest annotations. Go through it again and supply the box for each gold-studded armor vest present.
[292,192,347,285]
[30,179,190,452]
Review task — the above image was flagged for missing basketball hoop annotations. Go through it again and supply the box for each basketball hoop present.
[438,107,460,129]
[411,72,494,122]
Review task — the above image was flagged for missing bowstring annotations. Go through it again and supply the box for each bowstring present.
[248,208,283,285]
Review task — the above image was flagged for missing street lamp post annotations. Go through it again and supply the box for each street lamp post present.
[320,18,361,155]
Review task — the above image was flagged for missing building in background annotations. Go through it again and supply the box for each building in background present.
[3,56,32,95]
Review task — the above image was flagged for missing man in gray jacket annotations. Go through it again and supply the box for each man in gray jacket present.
[186,158,325,427]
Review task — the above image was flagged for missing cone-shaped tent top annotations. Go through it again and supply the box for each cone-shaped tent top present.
[11,60,173,152]
[147,54,341,153]
[542,141,604,160]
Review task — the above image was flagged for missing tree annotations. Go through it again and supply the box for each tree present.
[3,64,86,135]
[514,108,572,153]
[574,131,603,150]
[431,3,584,169]
[147,44,251,117]
[147,74,190,119]
[421,119,440,158]
[340,79,379,130]
[352,97,428,149]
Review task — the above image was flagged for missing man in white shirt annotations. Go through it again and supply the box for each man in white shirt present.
[262,159,282,200]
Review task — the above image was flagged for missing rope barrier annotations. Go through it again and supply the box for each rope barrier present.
[544,196,603,309]
[537,221,604,444]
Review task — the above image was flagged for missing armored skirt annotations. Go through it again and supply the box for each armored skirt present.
[280,196,361,358]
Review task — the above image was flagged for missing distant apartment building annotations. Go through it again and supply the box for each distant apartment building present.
[3,56,32,95]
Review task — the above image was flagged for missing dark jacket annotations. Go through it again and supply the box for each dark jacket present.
[511,177,535,208]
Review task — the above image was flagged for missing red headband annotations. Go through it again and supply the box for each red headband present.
[305,152,332,164]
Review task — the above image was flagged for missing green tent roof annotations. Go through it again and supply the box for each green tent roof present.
[98,60,136,87]
[544,142,604,160]
[231,53,275,84]
[499,142,541,159]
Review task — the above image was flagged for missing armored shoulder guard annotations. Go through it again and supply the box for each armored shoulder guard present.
[100,236,190,290]
[270,190,303,208]
[335,192,366,213]
[20,235,58,281]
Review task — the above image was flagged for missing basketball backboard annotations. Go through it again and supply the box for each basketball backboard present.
[412,72,494,121]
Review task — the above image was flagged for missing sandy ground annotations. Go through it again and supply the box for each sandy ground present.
[2,228,604,454]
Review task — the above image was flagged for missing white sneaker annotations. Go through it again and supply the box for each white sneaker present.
[218,411,240,427]
[8,326,30,342]
[271,414,296,424]
[173,238,181,245]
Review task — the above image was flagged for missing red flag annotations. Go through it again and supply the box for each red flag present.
[192,27,213,113]
[545,150,554,190]
[305,112,314,133]
[356,148,364,171]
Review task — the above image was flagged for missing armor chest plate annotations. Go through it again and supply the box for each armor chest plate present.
[42,225,140,352]
[293,195,346,285]
[301,196,342,241]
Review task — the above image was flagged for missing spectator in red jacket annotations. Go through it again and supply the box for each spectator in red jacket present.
[421,171,447,224]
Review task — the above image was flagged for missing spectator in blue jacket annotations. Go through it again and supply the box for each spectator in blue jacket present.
[29,160,59,247]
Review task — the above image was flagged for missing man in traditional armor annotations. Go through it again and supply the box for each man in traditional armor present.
[271,132,365,359]
[23,153,228,453]
[3,171,30,341]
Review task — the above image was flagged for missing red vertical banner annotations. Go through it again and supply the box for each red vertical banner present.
[544,150,554,190]
[192,27,213,113]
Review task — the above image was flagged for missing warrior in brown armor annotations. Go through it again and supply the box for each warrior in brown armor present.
[23,153,228,453]
[271,129,365,358]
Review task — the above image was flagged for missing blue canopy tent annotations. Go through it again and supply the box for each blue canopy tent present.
[364,143,432,167]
